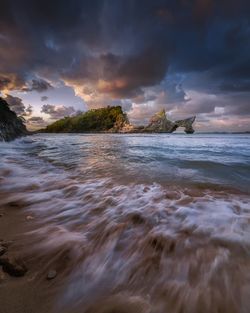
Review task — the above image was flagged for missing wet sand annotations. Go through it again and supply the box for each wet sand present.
[0,134,250,313]
[1,187,250,313]
[0,201,56,313]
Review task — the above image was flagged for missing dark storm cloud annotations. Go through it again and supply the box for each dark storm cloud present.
[22,79,53,92]
[179,98,217,115]
[27,116,47,129]
[28,116,44,122]
[0,0,250,116]
[41,96,48,101]
[64,48,169,98]
[4,94,26,115]
[156,81,189,105]
[4,94,32,116]
[223,93,250,116]
[27,116,45,126]
[219,81,250,93]
[41,104,76,119]
[0,76,12,90]
[0,74,26,92]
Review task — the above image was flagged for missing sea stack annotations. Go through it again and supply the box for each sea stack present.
[144,109,196,133]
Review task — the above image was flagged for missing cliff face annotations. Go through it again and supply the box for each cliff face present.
[110,111,134,133]
[43,107,196,134]
[143,109,196,134]
[0,97,28,141]
[175,116,196,134]
[144,110,177,132]
[44,106,131,133]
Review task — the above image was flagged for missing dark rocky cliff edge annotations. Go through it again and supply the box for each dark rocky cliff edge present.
[43,106,196,134]
[0,97,28,141]
[42,106,131,133]
[143,110,196,134]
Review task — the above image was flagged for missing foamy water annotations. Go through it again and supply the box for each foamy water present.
[0,133,250,313]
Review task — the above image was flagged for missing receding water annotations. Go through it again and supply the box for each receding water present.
[0,133,250,313]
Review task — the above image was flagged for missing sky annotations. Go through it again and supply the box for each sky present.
[0,0,250,131]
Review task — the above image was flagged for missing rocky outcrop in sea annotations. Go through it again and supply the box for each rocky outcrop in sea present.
[144,109,196,133]
[0,97,28,141]
[42,106,196,134]
[130,109,196,133]
[175,116,196,134]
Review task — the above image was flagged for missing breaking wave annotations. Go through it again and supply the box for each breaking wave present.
[0,133,250,313]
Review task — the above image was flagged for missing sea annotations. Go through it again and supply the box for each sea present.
[0,133,250,313]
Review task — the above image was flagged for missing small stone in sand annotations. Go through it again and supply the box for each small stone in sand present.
[26,215,34,220]
[47,270,57,280]
[0,255,27,277]
[8,201,21,208]
[130,212,145,225]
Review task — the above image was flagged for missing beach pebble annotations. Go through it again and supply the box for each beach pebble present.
[47,270,57,280]
[130,212,145,225]
[8,201,22,208]
[26,215,34,220]
[0,255,27,277]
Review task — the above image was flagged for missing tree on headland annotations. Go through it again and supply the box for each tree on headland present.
[44,106,129,133]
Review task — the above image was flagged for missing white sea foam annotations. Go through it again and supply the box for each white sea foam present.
[0,134,250,312]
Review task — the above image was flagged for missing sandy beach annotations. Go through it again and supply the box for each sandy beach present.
[0,134,250,313]
[0,198,54,313]
[1,0,250,311]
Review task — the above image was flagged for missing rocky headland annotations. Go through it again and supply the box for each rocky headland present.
[43,105,131,133]
[43,106,196,134]
[140,109,196,134]
[0,98,196,138]
[0,97,28,141]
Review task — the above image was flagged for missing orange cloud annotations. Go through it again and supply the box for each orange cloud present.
[97,79,128,94]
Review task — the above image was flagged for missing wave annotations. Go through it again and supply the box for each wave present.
[0,134,250,312]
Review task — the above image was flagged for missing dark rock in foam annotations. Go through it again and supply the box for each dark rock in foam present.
[0,254,27,277]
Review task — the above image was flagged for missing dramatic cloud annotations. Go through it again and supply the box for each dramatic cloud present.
[25,104,33,116]
[41,96,48,101]
[41,104,76,119]
[63,47,169,103]
[28,116,44,123]
[4,94,32,116]
[26,116,47,130]
[0,74,26,93]
[22,79,53,93]
[0,0,249,130]
[0,75,52,94]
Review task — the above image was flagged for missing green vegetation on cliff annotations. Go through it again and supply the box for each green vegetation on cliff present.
[44,106,129,133]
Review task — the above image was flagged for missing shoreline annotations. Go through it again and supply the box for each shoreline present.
[0,133,249,313]
[36,131,250,135]
[1,183,250,313]
[0,199,60,313]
